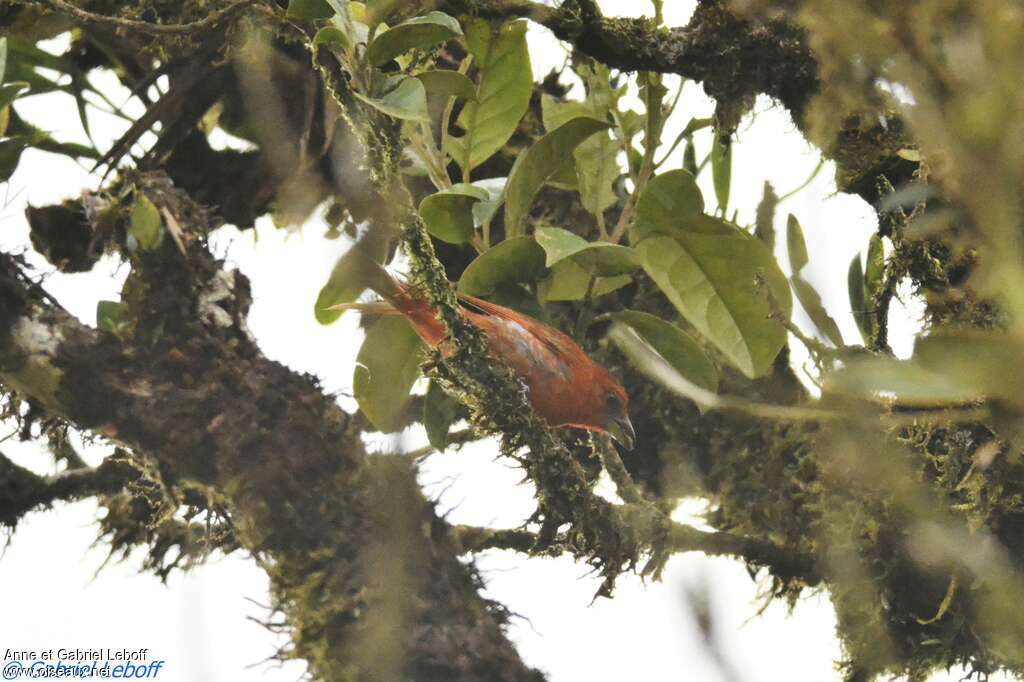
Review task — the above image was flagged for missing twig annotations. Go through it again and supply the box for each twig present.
[594,435,644,505]
[41,0,266,35]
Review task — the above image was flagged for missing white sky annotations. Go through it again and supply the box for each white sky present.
[0,2,997,681]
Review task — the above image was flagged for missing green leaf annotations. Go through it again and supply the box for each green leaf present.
[710,135,732,214]
[637,227,791,378]
[541,94,619,217]
[470,177,506,228]
[354,75,429,122]
[287,0,333,20]
[575,128,619,217]
[540,260,631,301]
[366,11,462,66]
[633,169,705,240]
[448,19,532,172]
[419,183,488,244]
[791,278,845,347]
[504,117,610,237]
[534,226,639,276]
[130,194,162,251]
[354,316,424,432]
[616,109,644,142]
[457,236,546,297]
[314,233,389,325]
[313,26,351,51]
[610,311,718,392]
[786,213,809,273]
[640,73,668,151]
[847,253,872,343]
[416,70,477,101]
[96,300,130,336]
[424,380,461,449]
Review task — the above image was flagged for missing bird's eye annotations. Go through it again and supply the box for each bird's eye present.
[605,393,622,412]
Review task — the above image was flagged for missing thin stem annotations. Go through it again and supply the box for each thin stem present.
[440,56,472,174]
[778,158,825,203]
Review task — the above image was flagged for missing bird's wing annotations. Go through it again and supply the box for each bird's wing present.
[457,293,583,364]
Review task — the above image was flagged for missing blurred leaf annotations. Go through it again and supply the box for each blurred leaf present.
[354,316,424,432]
[540,259,631,301]
[610,311,718,392]
[314,233,389,325]
[827,356,981,406]
[830,331,1024,407]
[416,70,477,101]
[682,137,697,175]
[710,135,731,214]
[424,380,461,449]
[448,19,532,172]
[96,300,130,334]
[865,233,885,301]
[354,75,429,122]
[535,226,638,276]
[754,181,777,249]
[458,236,546,297]
[0,136,26,180]
[7,110,98,160]
[0,82,27,110]
[791,278,845,347]
[313,26,351,51]
[130,194,162,251]
[419,183,488,244]
[504,117,609,237]
[287,0,333,20]
[366,11,461,66]
[637,226,791,378]
[786,213,809,273]
[633,169,705,240]
[0,37,7,84]
[848,253,872,343]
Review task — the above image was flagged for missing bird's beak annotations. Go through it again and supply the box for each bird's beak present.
[607,415,636,450]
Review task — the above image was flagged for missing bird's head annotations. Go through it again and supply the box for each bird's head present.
[592,368,635,450]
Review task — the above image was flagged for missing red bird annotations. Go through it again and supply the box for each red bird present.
[334,255,635,448]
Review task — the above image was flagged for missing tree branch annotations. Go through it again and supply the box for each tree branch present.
[0,451,135,527]
[0,177,544,681]
[447,0,819,129]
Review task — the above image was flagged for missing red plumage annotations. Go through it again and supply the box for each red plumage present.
[337,257,635,448]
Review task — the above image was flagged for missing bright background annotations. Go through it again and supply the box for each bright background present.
[0,2,1002,681]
